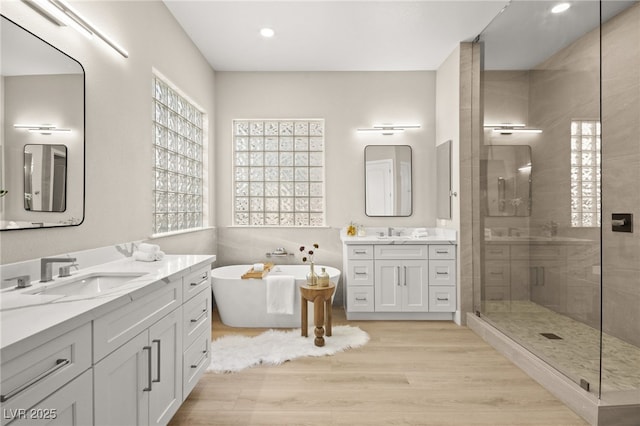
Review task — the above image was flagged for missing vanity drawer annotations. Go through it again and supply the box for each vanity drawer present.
[485,245,510,260]
[183,287,211,349]
[0,323,91,422]
[183,330,210,399]
[484,261,511,285]
[428,286,457,312]
[347,260,374,286]
[484,286,510,301]
[429,260,456,286]
[428,245,456,260]
[347,245,374,260]
[94,279,182,362]
[346,286,375,312]
[375,244,428,260]
[183,266,211,302]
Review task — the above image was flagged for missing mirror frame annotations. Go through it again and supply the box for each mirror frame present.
[1,15,85,231]
[436,140,452,220]
[364,145,413,217]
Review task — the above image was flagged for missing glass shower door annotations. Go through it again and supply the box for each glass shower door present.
[476,0,603,395]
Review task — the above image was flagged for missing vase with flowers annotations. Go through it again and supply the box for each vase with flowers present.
[300,243,319,286]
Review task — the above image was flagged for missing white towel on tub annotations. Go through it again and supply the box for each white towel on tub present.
[265,275,295,315]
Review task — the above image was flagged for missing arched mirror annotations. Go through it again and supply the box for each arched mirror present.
[365,145,412,216]
[1,15,85,230]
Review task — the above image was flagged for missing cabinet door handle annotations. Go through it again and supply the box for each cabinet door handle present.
[153,339,161,383]
[355,297,368,301]
[436,250,449,254]
[436,272,448,275]
[403,266,407,286]
[191,350,208,369]
[354,250,367,254]
[354,271,368,276]
[437,297,449,301]
[397,266,401,286]
[143,346,152,392]
[191,308,207,323]
[0,358,70,402]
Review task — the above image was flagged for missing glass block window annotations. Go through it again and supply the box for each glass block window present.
[570,120,601,227]
[152,75,205,234]
[233,119,325,227]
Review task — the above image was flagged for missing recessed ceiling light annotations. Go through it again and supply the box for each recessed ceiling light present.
[260,28,275,38]
[551,3,571,14]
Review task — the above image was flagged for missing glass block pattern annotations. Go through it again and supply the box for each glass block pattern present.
[233,119,325,226]
[153,76,205,234]
[570,120,601,227]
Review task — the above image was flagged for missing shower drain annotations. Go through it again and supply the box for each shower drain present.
[540,333,563,340]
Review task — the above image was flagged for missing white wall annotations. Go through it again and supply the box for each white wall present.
[436,45,464,324]
[1,1,217,264]
[435,46,461,231]
[214,71,436,302]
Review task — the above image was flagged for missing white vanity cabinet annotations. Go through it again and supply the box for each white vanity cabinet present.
[0,323,92,426]
[180,267,211,400]
[94,280,183,426]
[0,255,214,426]
[374,245,429,312]
[344,245,375,312]
[342,232,457,321]
[428,245,457,312]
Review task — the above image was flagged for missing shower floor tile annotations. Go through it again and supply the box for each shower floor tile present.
[482,301,640,395]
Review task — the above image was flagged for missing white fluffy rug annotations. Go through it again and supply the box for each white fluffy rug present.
[207,325,369,373]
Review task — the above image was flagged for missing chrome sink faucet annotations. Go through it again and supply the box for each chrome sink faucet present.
[40,257,77,282]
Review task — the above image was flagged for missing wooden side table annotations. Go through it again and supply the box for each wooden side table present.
[299,282,336,347]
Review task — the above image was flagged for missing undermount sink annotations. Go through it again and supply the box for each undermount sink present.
[29,272,147,297]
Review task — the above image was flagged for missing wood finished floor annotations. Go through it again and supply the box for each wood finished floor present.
[169,308,588,426]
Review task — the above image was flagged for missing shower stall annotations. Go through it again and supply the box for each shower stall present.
[470,1,639,424]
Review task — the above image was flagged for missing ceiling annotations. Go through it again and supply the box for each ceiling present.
[163,1,638,72]
[163,0,509,72]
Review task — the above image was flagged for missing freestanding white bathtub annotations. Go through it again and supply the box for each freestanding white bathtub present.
[211,265,341,328]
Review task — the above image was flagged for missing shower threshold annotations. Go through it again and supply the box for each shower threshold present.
[468,310,640,426]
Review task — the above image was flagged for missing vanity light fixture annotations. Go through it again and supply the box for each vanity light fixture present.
[551,3,571,14]
[357,124,421,136]
[14,124,71,135]
[518,163,532,172]
[484,123,542,135]
[25,0,129,58]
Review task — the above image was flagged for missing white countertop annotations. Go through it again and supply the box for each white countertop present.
[340,227,457,245]
[0,254,215,355]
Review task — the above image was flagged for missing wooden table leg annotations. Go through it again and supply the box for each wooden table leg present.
[325,298,332,337]
[313,295,325,346]
[301,295,308,337]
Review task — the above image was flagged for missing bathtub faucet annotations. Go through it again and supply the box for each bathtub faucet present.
[265,248,292,258]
